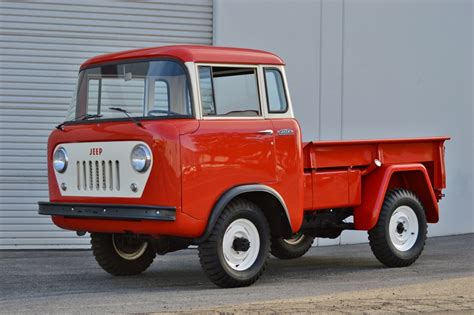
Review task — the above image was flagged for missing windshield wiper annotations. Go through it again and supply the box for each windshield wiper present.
[109,107,144,128]
[55,114,103,131]
[79,113,103,120]
[55,122,66,131]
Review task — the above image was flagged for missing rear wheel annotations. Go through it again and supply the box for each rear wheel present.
[271,233,314,259]
[91,233,156,276]
[198,198,271,288]
[368,189,427,267]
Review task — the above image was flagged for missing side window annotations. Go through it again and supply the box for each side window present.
[198,67,216,115]
[199,66,261,117]
[264,68,288,113]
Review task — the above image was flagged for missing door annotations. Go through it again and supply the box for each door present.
[263,67,305,231]
[180,65,276,220]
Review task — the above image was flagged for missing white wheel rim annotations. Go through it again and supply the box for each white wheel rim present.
[389,206,419,251]
[283,232,305,245]
[112,235,148,260]
[222,218,260,271]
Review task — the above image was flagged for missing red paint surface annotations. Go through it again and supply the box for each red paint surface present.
[47,118,448,236]
[80,45,284,70]
[353,164,441,230]
[269,119,305,231]
[302,138,448,230]
[48,119,207,237]
[309,169,361,210]
[180,119,277,221]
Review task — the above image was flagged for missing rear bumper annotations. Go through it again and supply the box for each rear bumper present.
[38,202,176,221]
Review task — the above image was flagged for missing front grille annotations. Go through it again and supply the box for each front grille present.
[55,141,150,198]
[76,160,120,191]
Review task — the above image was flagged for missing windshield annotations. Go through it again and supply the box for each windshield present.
[65,60,192,121]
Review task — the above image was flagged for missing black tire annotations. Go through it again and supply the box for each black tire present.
[271,233,314,259]
[368,188,427,267]
[91,233,156,276]
[198,198,271,288]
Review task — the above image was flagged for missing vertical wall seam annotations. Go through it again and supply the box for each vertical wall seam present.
[211,0,217,45]
[339,0,345,246]
[316,0,324,248]
[318,0,323,140]
[340,0,345,141]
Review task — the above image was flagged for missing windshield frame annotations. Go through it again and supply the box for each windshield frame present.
[63,57,196,126]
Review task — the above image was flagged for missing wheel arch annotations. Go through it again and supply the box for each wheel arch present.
[354,163,439,230]
[194,184,293,244]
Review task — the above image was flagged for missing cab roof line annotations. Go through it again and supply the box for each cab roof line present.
[80,45,285,70]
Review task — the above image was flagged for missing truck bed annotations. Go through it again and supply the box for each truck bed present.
[302,137,449,211]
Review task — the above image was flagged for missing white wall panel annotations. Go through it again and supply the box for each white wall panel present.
[213,0,321,140]
[340,0,473,238]
[214,0,473,246]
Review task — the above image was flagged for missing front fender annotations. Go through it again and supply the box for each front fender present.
[194,184,291,243]
[354,163,439,230]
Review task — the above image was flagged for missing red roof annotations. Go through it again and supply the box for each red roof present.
[80,45,285,69]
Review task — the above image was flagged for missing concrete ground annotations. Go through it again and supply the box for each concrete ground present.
[0,234,472,314]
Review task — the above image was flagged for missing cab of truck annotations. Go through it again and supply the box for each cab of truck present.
[42,45,303,235]
[39,45,448,288]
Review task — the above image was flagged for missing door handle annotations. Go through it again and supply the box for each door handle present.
[257,129,274,135]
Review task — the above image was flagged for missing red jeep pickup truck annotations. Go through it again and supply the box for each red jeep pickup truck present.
[39,45,448,288]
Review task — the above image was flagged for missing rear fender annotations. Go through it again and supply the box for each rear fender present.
[354,163,439,230]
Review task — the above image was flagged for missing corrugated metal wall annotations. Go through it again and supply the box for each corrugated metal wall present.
[0,0,213,249]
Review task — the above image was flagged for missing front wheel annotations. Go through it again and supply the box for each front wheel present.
[91,233,156,276]
[271,233,314,259]
[368,189,427,267]
[198,198,271,288]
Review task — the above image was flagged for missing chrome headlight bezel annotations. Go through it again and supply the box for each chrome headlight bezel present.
[53,147,68,173]
[130,144,152,173]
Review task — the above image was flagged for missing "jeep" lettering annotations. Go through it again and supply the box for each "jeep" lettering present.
[89,148,103,156]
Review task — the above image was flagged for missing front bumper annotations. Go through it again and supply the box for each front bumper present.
[38,202,176,221]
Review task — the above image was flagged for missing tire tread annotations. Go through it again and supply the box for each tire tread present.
[368,188,427,267]
[271,235,314,259]
[198,198,270,288]
[91,233,156,276]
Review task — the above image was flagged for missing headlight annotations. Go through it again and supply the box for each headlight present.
[131,144,151,173]
[53,147,68,173]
